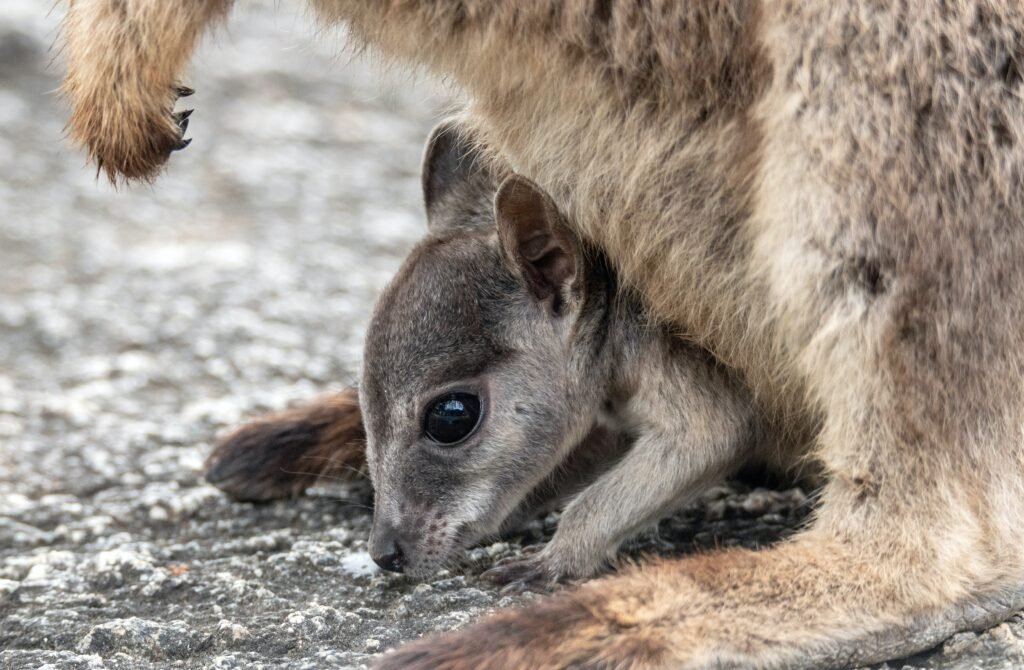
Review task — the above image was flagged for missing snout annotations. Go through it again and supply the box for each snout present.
[368,509,469,579]
[369,521,407,573]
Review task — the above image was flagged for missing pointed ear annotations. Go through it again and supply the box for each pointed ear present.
[495,175,582,317]
[421,119,496,233]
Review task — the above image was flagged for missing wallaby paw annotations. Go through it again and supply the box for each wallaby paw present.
[482,545,563,593]
[114,83,195,167]
[66,80,197,185]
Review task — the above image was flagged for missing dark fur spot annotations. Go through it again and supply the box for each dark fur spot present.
[998,51,1022,87]
[592,0,613,26]
[851,476,881,504]
[830,254,888,299]
[991,110,1014,148]
[858,258,886,296]
[914,99,933,138]
[205,419,324,502]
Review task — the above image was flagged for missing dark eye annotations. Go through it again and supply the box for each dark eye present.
[423,392,482,445]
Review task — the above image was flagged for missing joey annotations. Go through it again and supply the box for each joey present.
[360,121,757,583]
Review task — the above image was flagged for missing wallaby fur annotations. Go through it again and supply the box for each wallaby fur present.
[61,1,1024,668]
[205,387,366,502]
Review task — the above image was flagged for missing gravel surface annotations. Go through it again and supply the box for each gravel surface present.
[1,3,1022,668]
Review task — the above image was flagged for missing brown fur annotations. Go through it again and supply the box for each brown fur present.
[61,0,228,182]
[61,1,1024,667]
[205,387,365,501]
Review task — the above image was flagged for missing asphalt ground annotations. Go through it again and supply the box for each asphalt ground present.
[1,3,1021,668]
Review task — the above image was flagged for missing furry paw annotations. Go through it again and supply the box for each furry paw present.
[64,79,197,184]
[482,545,560,593]
[59,0,229,183]
[97,82,194,182]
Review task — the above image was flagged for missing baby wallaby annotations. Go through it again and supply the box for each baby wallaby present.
[361,120,760,583]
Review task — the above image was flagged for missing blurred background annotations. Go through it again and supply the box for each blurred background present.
[0,2,1018,668]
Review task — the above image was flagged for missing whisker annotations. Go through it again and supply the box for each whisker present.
[278,465,367,481]
[293,456,367,478]
[323,498,374,512]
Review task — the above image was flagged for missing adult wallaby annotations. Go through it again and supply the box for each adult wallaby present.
[63,2,1024,668]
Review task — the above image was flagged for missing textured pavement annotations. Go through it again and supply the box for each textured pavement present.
[0,2,1022,668]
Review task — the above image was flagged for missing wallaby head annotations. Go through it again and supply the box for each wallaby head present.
[360,121,615,577]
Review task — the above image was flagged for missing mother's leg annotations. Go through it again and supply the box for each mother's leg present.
[377,271,1024,668]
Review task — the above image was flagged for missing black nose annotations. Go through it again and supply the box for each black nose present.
[372,541,405,573]
[370,524,405,577]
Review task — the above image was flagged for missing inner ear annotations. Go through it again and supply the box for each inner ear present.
[495,175,580,316]
[421,119,496,233]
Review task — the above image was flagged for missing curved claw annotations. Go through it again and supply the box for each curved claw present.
[172,108,192,152]
[169,92,194,153]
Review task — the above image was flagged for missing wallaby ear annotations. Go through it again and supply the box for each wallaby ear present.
[421,119,495,232]
[495,175,581,317]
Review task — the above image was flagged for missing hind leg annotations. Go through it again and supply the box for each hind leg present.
[377,539,1024,670]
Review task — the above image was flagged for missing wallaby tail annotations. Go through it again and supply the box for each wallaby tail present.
[61,0,231,183]
[205,386,366,502]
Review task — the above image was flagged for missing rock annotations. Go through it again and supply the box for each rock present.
[76,617,212,660]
